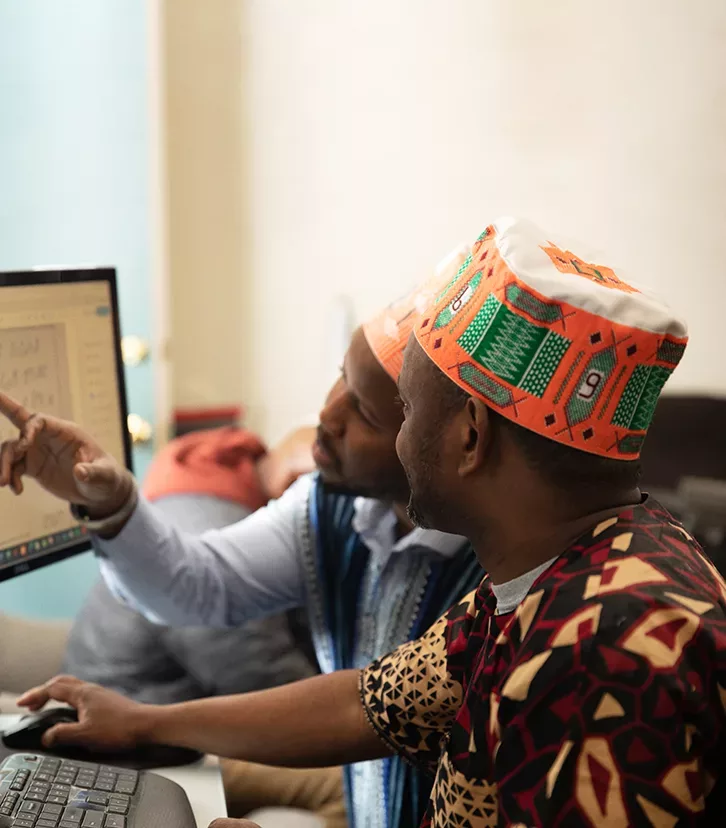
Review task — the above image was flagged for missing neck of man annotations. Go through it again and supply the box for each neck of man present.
[468,486,642,585]
[392,501,415,539]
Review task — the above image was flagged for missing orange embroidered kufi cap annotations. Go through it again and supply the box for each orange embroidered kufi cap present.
[363,244,469,382]
[415,217,688,459]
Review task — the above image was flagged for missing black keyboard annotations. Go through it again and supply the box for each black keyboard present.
[0,754,195,828]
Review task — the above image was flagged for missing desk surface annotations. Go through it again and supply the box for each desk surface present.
[0,715,227,827]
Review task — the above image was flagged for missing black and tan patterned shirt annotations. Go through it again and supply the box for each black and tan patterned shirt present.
[361,500,726,826]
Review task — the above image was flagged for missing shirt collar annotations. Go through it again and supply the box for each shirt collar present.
[352,496,467,559]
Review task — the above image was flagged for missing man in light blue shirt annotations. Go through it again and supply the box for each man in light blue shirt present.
[0,251,483,828]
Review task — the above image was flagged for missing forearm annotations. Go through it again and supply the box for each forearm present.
[96,494,305,627]
[139,670,390,767]
[95,498,232,626]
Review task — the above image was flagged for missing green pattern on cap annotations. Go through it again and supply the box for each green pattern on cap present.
[565,348,617,426]
[656,339,686,367]
[433,271,482,330]
[616,433,645,456]
[436,253,472,303]
[611,364,673,431]
[505,283,563,325]
[458,363,514,408]
[457,294,571,399]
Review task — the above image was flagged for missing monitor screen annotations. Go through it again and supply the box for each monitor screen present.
[0,269,131,581]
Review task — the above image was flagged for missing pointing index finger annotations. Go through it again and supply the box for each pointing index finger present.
[0,392,33,429]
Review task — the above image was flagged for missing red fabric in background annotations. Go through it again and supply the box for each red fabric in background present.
[142,426,268,511]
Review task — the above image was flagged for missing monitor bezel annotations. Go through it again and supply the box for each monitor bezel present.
[0,266,133,582]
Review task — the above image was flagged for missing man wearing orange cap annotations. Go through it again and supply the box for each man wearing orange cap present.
[367,217,726,825]
[0,251,482,828]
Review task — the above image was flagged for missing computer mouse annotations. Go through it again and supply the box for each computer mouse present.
[2,707,202,770]
[2,707,78,751]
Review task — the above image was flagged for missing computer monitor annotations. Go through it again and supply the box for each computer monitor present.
[0,267,132,582]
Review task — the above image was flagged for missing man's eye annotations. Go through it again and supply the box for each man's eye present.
[355,402,372,425]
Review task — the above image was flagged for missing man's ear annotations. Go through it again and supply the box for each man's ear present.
[457,398,491,477]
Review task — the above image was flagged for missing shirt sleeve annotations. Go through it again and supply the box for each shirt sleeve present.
[359,590,478,775]
[494,610,719,826]
[96,474,313,628]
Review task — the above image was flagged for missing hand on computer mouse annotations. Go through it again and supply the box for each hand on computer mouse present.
[0,392,134,520]
[17,674,148,751]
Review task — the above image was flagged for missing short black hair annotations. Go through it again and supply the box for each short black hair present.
[432,368,641,493]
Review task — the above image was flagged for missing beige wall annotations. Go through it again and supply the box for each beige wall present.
[165,0,251,413]
[168,0,726,443]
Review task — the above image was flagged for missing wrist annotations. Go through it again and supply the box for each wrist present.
[139,703,182,748]
[86,471,135,521]
[132,703,163,744]
[72,475,138,539]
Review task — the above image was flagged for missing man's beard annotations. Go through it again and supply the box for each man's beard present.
[406,496,433,529]
[404,464,438,529]
[320,476,406,503]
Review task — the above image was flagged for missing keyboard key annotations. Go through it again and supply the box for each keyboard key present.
[61,807,83,824]
[105,806,126,816]
[11,773,28,791]
[33,774,53,784]
[104,817,125,828]
[25,792,47,802]
[85,796,106,808]
[81,813,103,828]
[61,823,80,828]
[13,820,36,828]
[19,802,42,814]
[37,820,60,828]
[42,805,64,816]
[46,796,67,806]
[111,782,134,797]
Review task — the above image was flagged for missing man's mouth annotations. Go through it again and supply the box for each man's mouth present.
[313,430,340,474]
